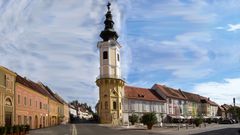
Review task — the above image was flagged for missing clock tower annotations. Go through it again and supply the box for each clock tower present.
[96,2,125,124]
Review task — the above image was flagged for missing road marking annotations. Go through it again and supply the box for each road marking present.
[72,124,78,135]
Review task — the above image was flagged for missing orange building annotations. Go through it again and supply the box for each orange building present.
[0,65,69,128]
[15,75,49,129]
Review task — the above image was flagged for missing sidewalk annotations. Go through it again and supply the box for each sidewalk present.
[148,123,240,135]
[99,123,240,135]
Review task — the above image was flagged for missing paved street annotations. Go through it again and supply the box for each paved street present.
[29,123,240,135]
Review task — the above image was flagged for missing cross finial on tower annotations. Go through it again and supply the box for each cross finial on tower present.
[107,2,111,11]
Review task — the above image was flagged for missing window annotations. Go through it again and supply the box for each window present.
[169,99,172,104]
[24,116,27,124]
[105,101,108,109]
[113,101,117,110]
[30,99,32,106]
[103,51,108,59]
[5,98,12,106]
[18,95,20,104]
[40,102,42,109]
[117,54,120,61]
[18,115,22,125]
[24,97,27,106]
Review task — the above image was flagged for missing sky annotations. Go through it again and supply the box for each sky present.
[0,0,240,107]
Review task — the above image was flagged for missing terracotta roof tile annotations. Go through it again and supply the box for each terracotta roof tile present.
[124,85,166,102]
[16,75,58,102]
[199,96,218,106]
[181,91,201,103]
[153,84,187,100]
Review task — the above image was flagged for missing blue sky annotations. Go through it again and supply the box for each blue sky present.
[1,0,240,107]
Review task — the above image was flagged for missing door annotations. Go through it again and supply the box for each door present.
[5,112,12,126]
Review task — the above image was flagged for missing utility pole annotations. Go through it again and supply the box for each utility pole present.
[233,98,236,119]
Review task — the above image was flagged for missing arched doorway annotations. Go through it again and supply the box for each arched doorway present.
[5,98,13,126]
[35,115,38,129]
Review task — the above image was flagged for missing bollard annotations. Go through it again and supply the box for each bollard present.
[178,124,180,130]
[186,124,188,130]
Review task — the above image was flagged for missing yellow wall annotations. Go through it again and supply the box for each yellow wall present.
[0,67,16,126]
[96,78,124,124]
[48,99,59,126]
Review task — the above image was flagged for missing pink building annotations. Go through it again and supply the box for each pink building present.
[15,75,49,129]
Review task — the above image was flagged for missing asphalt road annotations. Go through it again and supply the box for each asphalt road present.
[193,128,240,135]
[29,123,240,135]
[29,124,157,135]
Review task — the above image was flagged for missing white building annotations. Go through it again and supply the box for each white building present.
[123,86,166,124]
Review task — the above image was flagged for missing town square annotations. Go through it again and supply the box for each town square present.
[0,0,240,135]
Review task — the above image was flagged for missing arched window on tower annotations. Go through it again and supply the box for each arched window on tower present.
[105,101,108,109]
[117,54,120,61]
[103,51,108,59]
[113,101,117,110]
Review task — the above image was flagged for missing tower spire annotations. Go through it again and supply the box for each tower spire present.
[100,2,119,41]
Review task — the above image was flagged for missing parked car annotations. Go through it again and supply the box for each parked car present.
[219,119,233,124]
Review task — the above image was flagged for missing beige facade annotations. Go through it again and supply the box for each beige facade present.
[0,66,16,126]
[63,103,69,123]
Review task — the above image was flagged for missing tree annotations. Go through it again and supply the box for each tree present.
[129,114,139,125]
[140,112,158,130]
[228,106,240,119]
[195,117,203,127]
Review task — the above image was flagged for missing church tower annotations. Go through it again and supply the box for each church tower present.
[96,2,125,124]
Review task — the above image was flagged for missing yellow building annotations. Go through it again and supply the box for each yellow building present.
[0,66,16,126]
[54,93,69,124]
[96,3,125,124]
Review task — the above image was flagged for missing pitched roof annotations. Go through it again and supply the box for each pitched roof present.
[16,75,58,102]
[199,96,218,106]
[181,91,201,103]
[153,84,187,100]
[16,75,49,96]
[124,85,166,102]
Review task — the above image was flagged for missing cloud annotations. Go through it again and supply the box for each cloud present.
[0,0,127,108]
[227,24,240,31]
[128,0,216,23]
[193,78,240,105]
[127,32,212,81]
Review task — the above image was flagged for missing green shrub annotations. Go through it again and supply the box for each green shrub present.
[195,117,203,127]
[12,125,20,133]
[140,112,158,130]
[0,127,4,135]
[24,124,30,131]
[6,126,13,134]
[129,114,139,125]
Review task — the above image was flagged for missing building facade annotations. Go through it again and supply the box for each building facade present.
[0,66,16,126]
[123,86,166,124]
[0,66,69,128]
[15,76,49,129]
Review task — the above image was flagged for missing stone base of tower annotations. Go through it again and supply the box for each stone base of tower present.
[96,78,125,125]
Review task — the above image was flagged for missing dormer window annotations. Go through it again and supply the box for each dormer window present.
[103,51,108,59]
